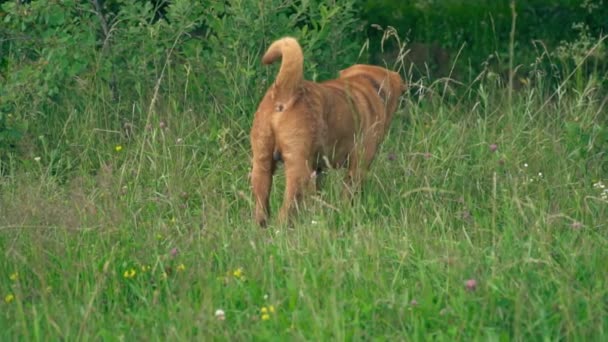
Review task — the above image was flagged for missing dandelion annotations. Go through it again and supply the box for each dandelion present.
[260,305,275,321]
[115,145,123,152]
[123,268,136,279]
[177,263,186,272]
[9,272,18,281]
[232,267,244,279]
[215,309,226,321]
[4,294,14,304]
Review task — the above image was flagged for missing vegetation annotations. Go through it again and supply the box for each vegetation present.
[1,0,606,339]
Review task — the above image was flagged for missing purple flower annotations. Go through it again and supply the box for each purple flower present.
[489,143,498,152]
[170,247,179,258]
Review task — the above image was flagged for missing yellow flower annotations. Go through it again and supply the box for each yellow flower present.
[261,307,268,314]
[123,268,136,279]
[268,305,275,313]
[177,263,186,272]
[261,313,270,321]
[140,265,150,272]
[9,272,18,281]
[115,145,123,152]
[4,294,14,303]
[232,267,244,279]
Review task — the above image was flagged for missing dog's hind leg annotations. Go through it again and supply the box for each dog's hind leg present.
[278,154,313,225]
[251,119,276,227]
[252,158,275,227]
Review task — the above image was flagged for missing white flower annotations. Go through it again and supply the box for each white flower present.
[34,157,41,162]
[523,163,528,168]
[214,309,225,321]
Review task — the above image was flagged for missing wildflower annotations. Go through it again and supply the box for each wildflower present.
[123,268,136,279]
[570,221,583,230]
[215,309,226,321]
[489,143,498,152]
[177,263,186,272]
[34,156,41,162]
[140,265,150,272]
[465,279,478,291]
[9,272,18,281]
[233,267,244,279]
[4,294,14,303]
[523,163,528,168]
[115,145,123,152]
[176,138,183,144]
[410,299,419,307]
[159,121,167,129]
[170,247,179,258]
[387,153,396,161]
[260,305,275,321]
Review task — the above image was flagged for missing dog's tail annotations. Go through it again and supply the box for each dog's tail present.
[262,37,303,101]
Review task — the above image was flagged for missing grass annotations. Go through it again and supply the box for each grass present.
[1,41,607,340]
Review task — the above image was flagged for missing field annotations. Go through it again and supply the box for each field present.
[1,0,607,340]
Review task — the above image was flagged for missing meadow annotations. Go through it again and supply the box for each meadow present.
[1,0,607,340]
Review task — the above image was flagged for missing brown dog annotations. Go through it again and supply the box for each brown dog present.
[250,37,405,226]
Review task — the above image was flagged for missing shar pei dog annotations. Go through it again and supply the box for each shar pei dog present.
[250,37,405,226]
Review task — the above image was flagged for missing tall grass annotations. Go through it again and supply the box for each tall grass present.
[1,2,607,340]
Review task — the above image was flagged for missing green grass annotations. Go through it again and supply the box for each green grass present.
[1,58,607,340]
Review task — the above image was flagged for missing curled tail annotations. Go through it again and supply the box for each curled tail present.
[262,37,303,102]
